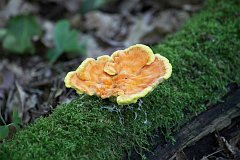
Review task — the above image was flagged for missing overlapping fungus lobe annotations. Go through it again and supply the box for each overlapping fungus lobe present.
[117,57,168,95]
[65,44,172,105]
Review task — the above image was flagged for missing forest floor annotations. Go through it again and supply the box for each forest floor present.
[0,0,203,125]
[1,0,240,159]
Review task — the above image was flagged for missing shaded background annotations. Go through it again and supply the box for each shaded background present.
[0,0,204,125]
[2,1,240,159]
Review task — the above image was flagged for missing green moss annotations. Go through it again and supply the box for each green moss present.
[1,0,240,159]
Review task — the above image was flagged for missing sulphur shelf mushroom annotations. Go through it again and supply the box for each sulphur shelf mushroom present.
[64,44,172,105]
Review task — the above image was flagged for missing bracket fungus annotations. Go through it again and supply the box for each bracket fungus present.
[64,44,172,105]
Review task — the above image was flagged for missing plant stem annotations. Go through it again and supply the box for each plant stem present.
[0,113,6,125]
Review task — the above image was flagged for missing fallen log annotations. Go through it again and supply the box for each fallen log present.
[1,0,240,159]
[148,87,240,160]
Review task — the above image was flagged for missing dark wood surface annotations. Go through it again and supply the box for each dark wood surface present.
[148,87,240,160]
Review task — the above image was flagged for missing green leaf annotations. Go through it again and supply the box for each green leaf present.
[0,29,7,40]
[3,34,17,51]
[80,0,112,14]
[47,20,85,63]
[0,125,9,140]
[65,41,86,58]
[12,109,21,130]
[2,15,41,54]
[13,109,21,125]
[47,48,62,64]
[53,20,80,52]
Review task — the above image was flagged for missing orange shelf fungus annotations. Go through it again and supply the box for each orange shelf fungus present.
[64,44,172,105]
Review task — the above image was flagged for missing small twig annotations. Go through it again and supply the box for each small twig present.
[29,79,53,87]
[54,58,82,68]
[200,149,223,160]
[95,35,125,47]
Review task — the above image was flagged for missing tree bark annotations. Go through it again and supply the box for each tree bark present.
[148,87,240,160]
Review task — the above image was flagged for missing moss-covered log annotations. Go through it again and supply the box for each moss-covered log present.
[1,0,240,159]
[149,87,240,160]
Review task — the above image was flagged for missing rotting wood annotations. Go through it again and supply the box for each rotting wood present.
[148,88,240,160]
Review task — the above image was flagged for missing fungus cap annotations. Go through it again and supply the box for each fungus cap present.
[64,44,172,105]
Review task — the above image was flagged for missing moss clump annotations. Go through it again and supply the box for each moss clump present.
[1,0,240,159]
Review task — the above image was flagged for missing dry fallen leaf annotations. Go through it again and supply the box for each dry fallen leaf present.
[41,20,55,48]
[176,150,188,160]
[154,10,190,34]
[217,136,240,159]
[84,11,122,40]
[124,12,154,46]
